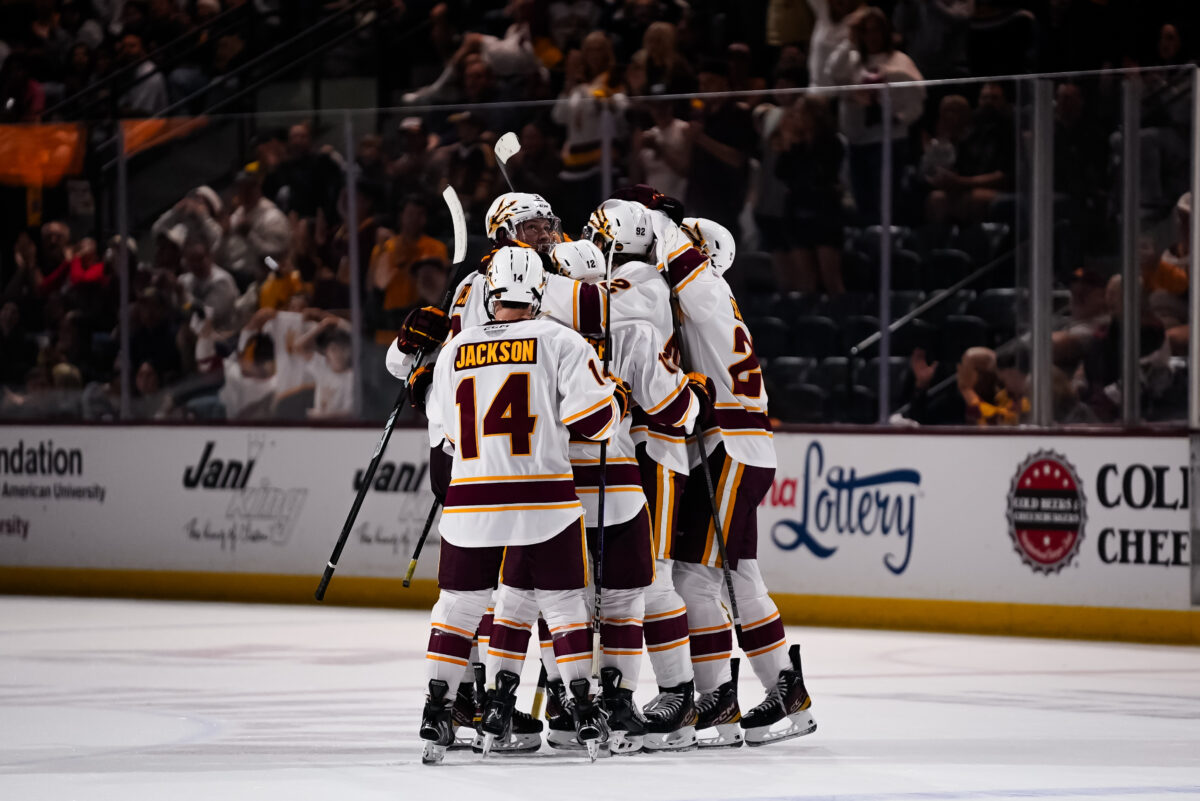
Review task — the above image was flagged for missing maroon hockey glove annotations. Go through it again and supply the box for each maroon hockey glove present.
[686,371,716,426]
[408,364,435,413]
[612,376,633,422]
[609,184,686,225]
[397,306,449,355]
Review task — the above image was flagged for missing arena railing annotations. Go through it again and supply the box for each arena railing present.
[0,66,1195,433]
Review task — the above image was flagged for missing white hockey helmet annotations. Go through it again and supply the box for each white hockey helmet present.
[550,240,607,283]
[582,199,653,259]
[485,246,547,319]
[682,217,736,276]
[484,192,561,253]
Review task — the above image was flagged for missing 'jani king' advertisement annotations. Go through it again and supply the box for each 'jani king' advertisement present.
[0,426,1192,612]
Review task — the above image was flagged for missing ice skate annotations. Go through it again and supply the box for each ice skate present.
[641,680,698,752]
[695,659,743,748]
[741,644,817,747]
[449,679,479,749]
[419,679,454,765]
[471,708,543,754]
[544,678,586,751]
[477,669,520,758]
[598,667,646,755]
[567,678,608,761]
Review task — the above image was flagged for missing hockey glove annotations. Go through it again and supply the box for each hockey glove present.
[408,364,435,414]
[397,306,450,355]
[612,375,633,422]
[686,371,716,428]
[610,184,686,225]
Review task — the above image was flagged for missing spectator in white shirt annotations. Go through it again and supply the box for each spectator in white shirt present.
[115,33,168,116]
[293,312,354,419]
[178,237,238,330]
[630,98,690,201]
[223,171,291,287]
[826,6,925,223]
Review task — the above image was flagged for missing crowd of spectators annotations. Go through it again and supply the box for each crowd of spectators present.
[0,0,1197,425]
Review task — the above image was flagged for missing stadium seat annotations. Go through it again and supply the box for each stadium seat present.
[767,356,816,386]
[739,289,778,318]
[784,381,829,423]
[844,315,880,355]
[938,314,991,365]
[891,249,924,290]
[830,385,879,424]
[969,288,1024,342]
[771,291,822,319]
[811,356,863,393]
[923,248,974,291]
[789,316,843,358]
[953,223,1011,267]
[841,249,875,291]
[854,224,917,255]
[891,317,938,357]
[861,356,909,407]
[821,292,877,321]
[735,251,775,294]
[890,290,926,320]
[746,316,790,359]
[919,288,976,326]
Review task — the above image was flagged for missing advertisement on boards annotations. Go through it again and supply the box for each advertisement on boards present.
[0,426,1190,612]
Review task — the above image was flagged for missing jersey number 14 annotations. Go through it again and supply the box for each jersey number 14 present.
[455,374,537,459]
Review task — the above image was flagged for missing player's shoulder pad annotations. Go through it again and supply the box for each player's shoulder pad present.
[533,312,576,333]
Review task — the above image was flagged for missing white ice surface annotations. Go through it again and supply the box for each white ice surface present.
[1,597,1199,801]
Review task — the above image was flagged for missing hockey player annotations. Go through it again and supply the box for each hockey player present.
[546,238,711,753]
[646,206,817,748]
[385,192,597,382]
[392,192,605,753]
[574,200,706,751]
[417,247,626,764]
[681,217,736,277]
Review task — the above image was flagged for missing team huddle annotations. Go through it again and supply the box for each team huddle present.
[384,187,814,763]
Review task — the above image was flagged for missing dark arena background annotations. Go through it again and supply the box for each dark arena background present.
[1,1,1199,798]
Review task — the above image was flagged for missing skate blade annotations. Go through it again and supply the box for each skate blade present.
[471,732,542,754]
[448,732,475,751]
[585,739,600,762]
[606,731,644,755]
[546,730,587,751]
[697,722,744,748]
[421,742,448,765]
[642,726,698,752]
[743,711,817,747]
[479,732,496,758]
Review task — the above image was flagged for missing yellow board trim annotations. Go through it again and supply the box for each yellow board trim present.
[1,566,1197,645]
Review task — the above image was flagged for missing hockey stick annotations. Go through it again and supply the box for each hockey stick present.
[494,131,521,192]
[397,132,525,587]
[530,663,549,720]
[315,186,468,601]
[590,243,617,679]
[402,497,441,588]
[668,294,744,643]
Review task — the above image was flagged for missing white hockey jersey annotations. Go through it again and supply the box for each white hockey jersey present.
[384,268,600,380]
[664,247,776,469]
[568,317,697,526]
[597,260,692,477]
[426,316,619,548]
